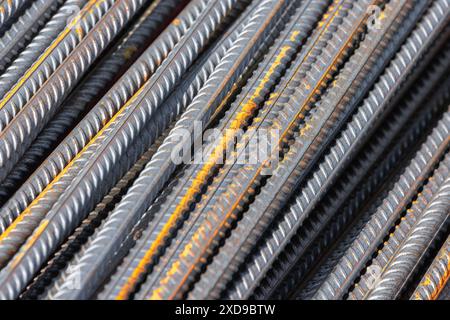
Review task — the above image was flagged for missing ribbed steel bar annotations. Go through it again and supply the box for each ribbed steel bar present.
[108,0,332,301]
[48,0,293,300]
[0,0,150,184]
[412,235,450,300]
[0,0,64,74]
[287,86,450,300]
[289,95,450,299]
[0,0,183,205]
[227,0,450,300]
[307,110,450,300]
[133,0,355,300]
[0,0,250,301]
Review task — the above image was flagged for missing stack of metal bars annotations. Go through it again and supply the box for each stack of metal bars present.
[0,0,447,300]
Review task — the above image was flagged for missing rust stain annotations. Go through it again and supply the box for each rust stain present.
[0,79,149,262]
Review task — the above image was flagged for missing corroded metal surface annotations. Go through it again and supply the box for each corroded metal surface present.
[0,0,448,300]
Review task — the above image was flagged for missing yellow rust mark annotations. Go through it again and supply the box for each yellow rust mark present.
[0,0,103,112]
[75,25,84,39]
[265,92,278,105]
[172,18,181,26]
[290,31,300,42]
[421,275,432,287]
[9,220,49,269]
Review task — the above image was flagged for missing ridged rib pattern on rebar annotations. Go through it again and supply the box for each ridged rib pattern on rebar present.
[412,235,450,300]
